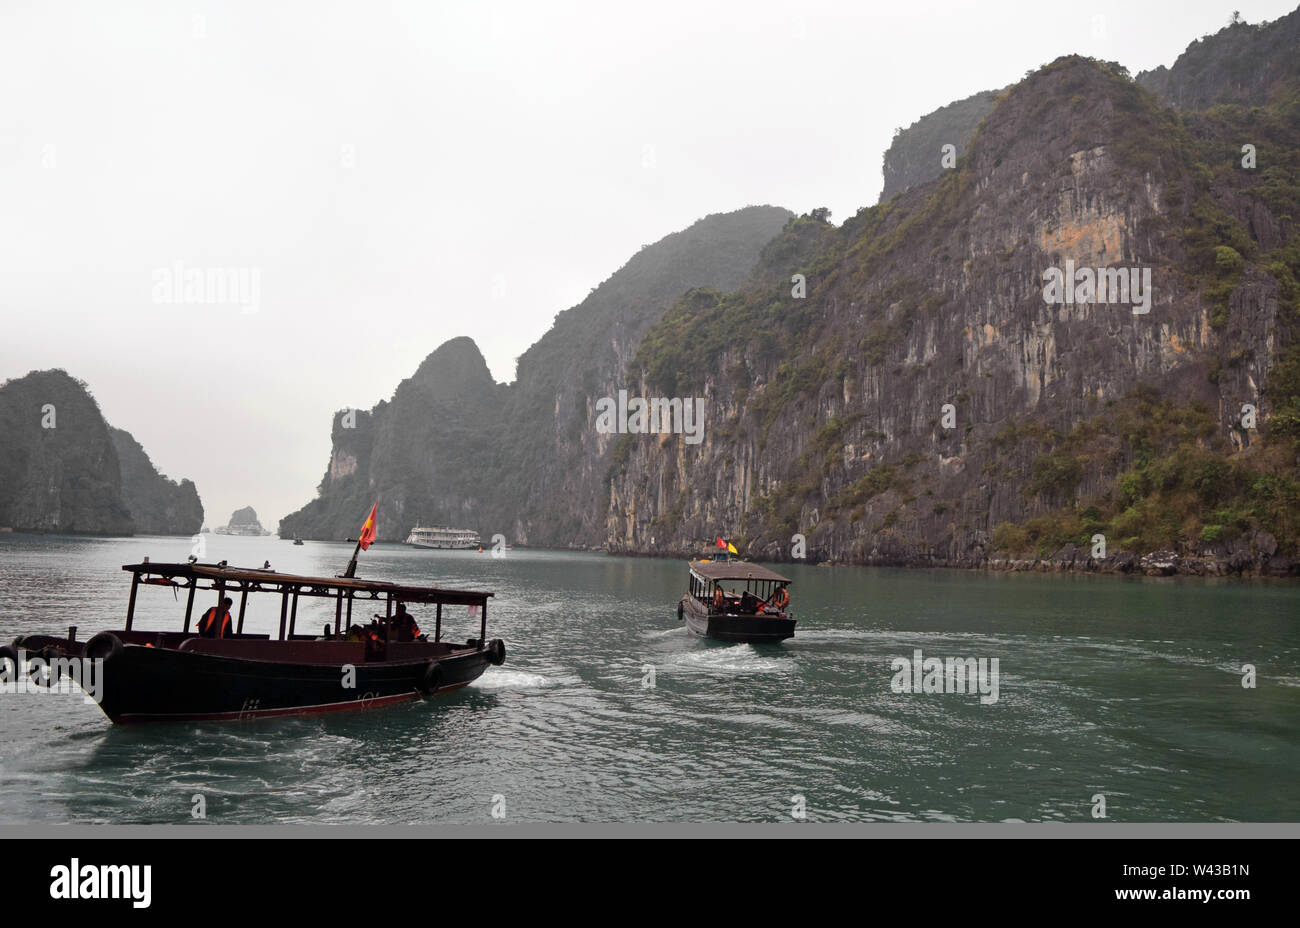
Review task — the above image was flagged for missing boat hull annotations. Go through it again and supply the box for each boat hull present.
[679,596,795,643]
[10,634,498,724]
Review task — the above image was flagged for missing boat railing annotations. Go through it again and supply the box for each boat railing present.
[121,561,494,648]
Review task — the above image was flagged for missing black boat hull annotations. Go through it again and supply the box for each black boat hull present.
[679,596,795,642]
[7,633,499,724]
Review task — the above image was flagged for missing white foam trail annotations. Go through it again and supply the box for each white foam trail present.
[472,670,546,690]
[672,645,787,674]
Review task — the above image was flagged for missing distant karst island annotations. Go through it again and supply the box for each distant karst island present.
[215,506,270,536]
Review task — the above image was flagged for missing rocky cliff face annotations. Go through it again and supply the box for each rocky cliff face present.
[0,370,132,534]
[880,88,1002,202]
[1136,9,1300,111]
[612,54,1299,574]
[109,427,204,535]
[0,370,204,536]
[0,370,185,535]
[880,8,1299,203]
[279,206,794,542]
[284,15,1300,576]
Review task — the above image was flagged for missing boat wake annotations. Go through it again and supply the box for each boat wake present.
[472,669,547,690]
[669,644,790,675]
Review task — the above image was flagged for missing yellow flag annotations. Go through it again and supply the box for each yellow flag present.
[727,542,738,554]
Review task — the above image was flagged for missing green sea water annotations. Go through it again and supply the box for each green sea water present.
[0,532,1296,823]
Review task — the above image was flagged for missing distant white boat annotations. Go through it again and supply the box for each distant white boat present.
[404,525,481,550]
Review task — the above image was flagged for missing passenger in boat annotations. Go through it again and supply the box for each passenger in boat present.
[197,597,234,638]
[740,591,759,614]
[390,602,422,642]
[712,587,725,611]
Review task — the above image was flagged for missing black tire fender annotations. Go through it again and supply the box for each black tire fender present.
[25,646,56,687]
[486,638,506,666]
[0,642,19,676]
[677,600,685,622]
[421,660,443,695]
[84,632,124,663]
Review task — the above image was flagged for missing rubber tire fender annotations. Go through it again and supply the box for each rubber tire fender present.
[677,600,685,622]
[84,631,124,663]
[486,638,506,666]
[421,660,444,695]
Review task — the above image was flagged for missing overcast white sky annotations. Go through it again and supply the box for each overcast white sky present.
[2,0,1295,530]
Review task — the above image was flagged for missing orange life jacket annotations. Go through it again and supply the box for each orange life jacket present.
[198,607,231,639]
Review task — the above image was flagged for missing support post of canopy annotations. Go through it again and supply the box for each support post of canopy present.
[289,590,300,638]
[125,572,139,630]
[345,591,353,634]
[183,580,197,633]
[435,602,442,643]
[479,598,487,647]
[214,578,227,634]
[333,589,342,639]
[237,587,248,634]
[278,589,289,641]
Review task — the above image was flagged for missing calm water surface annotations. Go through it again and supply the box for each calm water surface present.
[0,533,1297,823]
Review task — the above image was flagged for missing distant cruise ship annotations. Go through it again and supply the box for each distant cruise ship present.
[404,526,481,550]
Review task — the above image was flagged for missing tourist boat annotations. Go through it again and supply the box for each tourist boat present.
[0,559,505,724]
[404,526,481,550]
[677,555,795,642]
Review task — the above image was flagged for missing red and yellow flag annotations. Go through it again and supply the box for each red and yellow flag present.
[359,503,378,550]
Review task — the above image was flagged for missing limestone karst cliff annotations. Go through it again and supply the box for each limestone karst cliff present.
[880,9,1298,202]
[278,206,794,542]
[614,53,1299,574]
[283,13,1300,574]
[0,370,204,535]
[109,427,204,536]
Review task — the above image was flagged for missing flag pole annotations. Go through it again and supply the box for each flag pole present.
[343,538,362,578]
[342,502,378,579]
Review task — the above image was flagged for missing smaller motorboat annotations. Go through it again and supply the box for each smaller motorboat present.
[677,555,795,642]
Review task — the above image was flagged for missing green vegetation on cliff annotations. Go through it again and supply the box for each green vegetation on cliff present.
[617,43,1300,571]
[0,370,201,536]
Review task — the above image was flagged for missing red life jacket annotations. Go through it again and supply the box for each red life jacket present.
[198,607,231,639]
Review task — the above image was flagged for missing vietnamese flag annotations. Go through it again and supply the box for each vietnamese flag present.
[359,503,378,551]
[716,536,726,549]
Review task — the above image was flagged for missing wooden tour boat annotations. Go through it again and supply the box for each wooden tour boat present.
[0,559,506,724]
[677,556,795,642]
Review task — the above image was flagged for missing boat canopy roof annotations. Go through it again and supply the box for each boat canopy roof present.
[123,561,493,606]
[689,560,791,583]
